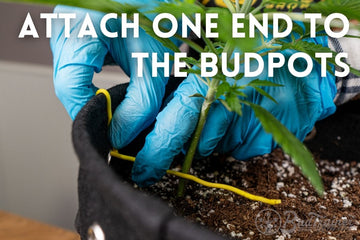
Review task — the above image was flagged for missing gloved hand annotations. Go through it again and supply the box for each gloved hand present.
[132,36,337,187]
[51,1,180,148]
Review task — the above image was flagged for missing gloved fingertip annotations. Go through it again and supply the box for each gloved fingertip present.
[108,121,124,149]
[197,102,232,157]
[108,112,143,150]
[131,162,167,187]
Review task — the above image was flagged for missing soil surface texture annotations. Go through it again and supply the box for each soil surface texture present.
[147,149,360,240]
[113,99,360,240]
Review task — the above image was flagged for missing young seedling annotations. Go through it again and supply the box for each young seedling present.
[148,0,360,197]
[8,0,360,198]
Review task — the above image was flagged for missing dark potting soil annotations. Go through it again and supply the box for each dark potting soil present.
[110,98,360,240]
[146,149,360,240]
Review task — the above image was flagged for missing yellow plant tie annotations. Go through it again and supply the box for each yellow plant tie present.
[96,89,281,205]
[96,89,113,126]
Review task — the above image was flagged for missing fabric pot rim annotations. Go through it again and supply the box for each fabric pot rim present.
[72,81,228,240]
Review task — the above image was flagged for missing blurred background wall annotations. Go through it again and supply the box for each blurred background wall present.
[0,2,127,230]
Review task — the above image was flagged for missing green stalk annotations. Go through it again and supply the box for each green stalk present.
[235,0,240,13]
[177,41,231,197]
[174,33,205,53]
[250,2,264,15]
[200,28,218,54]
[223,0,236,13]
[240,0,253,14]
[223,42,234,63]
[171,15,205,54]
[177,79,218,197]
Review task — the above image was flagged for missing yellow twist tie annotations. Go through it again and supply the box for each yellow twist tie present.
[96,89,281,205]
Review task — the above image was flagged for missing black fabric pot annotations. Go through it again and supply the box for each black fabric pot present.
[305,99,360,162]
[72,78,227,240]
[72,72,360,239]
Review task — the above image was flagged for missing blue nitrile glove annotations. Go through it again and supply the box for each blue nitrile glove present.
[51,1,181,148]
[132,36,337,187]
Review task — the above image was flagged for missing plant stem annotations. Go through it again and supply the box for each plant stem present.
[250,2,264,15]
[240,0,253,14]
[174,33,204,53]
[177,79,218,197]
[235,0,240,13]
[223,0,236,13]
[201,28,218,54]
[177,41,233,197]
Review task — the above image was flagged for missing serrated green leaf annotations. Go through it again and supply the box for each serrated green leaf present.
[350,66,360,77]
[234,72,244,81]
[214,47,223,56]
[281,40,337,74]
[238,99,252,106]
[139,21,180,52]
[343,34,360,39]
[150,0,205,20]
[233,89,247,98]
[205,7,258,52]
[251,86,278,104]
[290,21,327,41]
[182,57,201,66]
[213,42,226,49]
[214,73,227,81]
[291,21,306,36]
[219,99,232,112]
[306,0,360,22]
[182,68,202,75]
[225,93,242,116]
[216,82,231,99]
[250,103,324,195]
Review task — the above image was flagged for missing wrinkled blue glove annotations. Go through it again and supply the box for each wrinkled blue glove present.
[51,1,179,148]
[132,36,337,187]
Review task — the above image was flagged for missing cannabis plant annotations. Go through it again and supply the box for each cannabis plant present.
[8,0,360,197]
